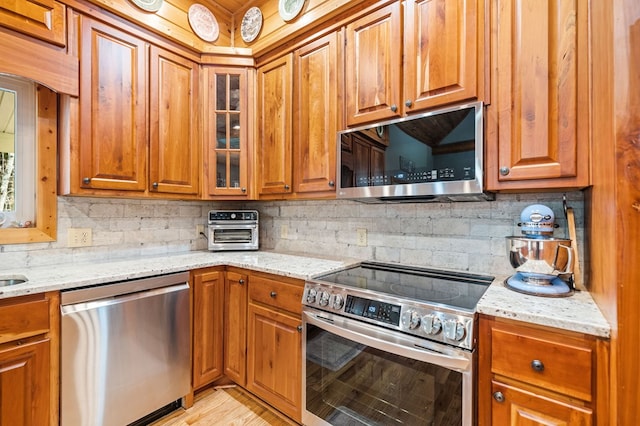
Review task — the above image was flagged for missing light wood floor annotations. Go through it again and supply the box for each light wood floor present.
[150,386,297,426]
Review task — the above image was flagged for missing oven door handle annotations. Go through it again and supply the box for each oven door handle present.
[303,310,472,373]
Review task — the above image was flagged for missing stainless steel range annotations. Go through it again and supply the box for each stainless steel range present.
[302,261,493,426]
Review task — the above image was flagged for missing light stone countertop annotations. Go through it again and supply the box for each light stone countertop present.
[477,276,611,338]
[0,250,610,338]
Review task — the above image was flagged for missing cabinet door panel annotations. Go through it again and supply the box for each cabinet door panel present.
[492,381,592,426]
[294,32,339,194]
[257,54,293,195]
[193,270,224,389]
[0,340,50,426]
[487,0,588,188]
[224,271,247,385]
[149,46,199,195]
[345,3,402,126]
[0,0,66,46]
[404,0,479,110]
[246,304,301,422]
[79,18,147,192]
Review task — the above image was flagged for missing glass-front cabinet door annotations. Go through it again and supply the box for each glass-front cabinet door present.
[204,66,250,198]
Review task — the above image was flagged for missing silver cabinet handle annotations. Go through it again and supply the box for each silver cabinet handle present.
[238,279,245,285]
[152,182,159,189]
[493,391,505,403]
[328,180,335,187]
[390,104,398,113]
[82,177,91,185]
[531,359,544,372]
[241,187,246,193]
[270,291,277,298]
[284,184,290,190]
[405,100,412,108]
[499,167,510,176]
[297,325,303,333]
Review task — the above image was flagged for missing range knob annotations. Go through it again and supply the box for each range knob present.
[443,319,466,341]
[401,310,421,330]
[332,294,344,310]
[305,288,318,304]
[319,291,331,307]
[421,314,442,335]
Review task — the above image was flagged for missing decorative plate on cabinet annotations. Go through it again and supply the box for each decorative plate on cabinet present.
[188,3,219,42]
[278,0,306,22]
[128,0,163,12]
[241,7,263,43]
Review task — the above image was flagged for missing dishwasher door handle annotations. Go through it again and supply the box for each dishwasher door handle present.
[61,282,189,315]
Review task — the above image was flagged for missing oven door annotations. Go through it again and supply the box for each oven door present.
[303,308,474,426]
[207,222,258,251]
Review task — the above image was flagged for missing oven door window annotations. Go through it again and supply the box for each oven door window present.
[212,228,253,243]
[305,323,464,425]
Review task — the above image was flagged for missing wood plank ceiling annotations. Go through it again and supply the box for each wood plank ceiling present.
[206,0,260,15]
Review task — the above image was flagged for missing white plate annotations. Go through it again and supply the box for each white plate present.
[128,0,163,12]
[279,0,306,22]
[188,3,219,42]
[241,7,263,43]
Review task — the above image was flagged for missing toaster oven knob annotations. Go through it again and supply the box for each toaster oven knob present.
[401,310,421,330]
[332,294,344,310]
[319,291,331,307]
[306,288,318,304]
[421,314,442,335]
[443,320,466,341]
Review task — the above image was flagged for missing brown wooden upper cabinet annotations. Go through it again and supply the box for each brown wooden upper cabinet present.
[0,0,66,46]
[485,0,589,191]
[203,66,251,199]
[345,0,483,126]
[69,16,200,198]
[257,31,341,198]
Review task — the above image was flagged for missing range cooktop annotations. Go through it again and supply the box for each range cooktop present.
[303,261,494,350]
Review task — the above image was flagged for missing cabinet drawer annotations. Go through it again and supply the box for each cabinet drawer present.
[249,276,303,315]
[0,297,50,344]
[491,327,593,401]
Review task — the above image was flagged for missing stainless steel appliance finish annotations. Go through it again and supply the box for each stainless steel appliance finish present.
[336,102,493,203]
[302,262,493,426]
[207,209,259,251]
[61,272,191,426]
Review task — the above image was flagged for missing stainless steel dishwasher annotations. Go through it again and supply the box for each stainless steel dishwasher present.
[60,272,190,426]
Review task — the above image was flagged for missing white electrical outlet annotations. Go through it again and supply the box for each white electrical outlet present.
[196,224,205,238]
[356,228,367,247]
[68,228,92,247]
[280,224,289,239]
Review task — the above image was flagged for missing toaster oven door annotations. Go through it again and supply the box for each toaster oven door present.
[208,223,258,251]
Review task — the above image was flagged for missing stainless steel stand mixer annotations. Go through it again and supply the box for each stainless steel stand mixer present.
[505,204,574,297]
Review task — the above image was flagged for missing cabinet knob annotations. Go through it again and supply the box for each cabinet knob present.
[270,291,277,298]
[493,391,505,403]
[328,180,335,187]
[531,359,545,372]
[499,167,510,176]
[238,279,245,285]
[241,187,247,193]
[284,184,290,190]
[297,325,303,333]
[152,182,159,189]
[405,100,413,108]
[82,177,91,185]
[390,104,398,113]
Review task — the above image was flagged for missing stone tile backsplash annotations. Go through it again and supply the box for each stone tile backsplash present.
[0,192,585,277]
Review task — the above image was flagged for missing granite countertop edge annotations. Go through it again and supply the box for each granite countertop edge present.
[0,251,610,338]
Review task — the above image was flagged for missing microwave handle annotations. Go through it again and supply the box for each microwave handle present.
[303,310,471,373]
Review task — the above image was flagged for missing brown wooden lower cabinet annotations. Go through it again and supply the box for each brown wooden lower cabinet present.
[192,268,225,389]
[478,315,608,426]
[224,269,248,386]
[0,292,59,426]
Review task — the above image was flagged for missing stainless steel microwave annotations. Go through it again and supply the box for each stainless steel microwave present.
[336,101,493,202]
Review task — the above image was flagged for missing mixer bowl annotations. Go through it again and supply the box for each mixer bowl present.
[506,236,573,277]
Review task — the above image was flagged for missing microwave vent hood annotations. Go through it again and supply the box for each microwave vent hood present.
[336,101,493,203]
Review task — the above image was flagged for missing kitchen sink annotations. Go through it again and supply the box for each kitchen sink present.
[0,275,28,286]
